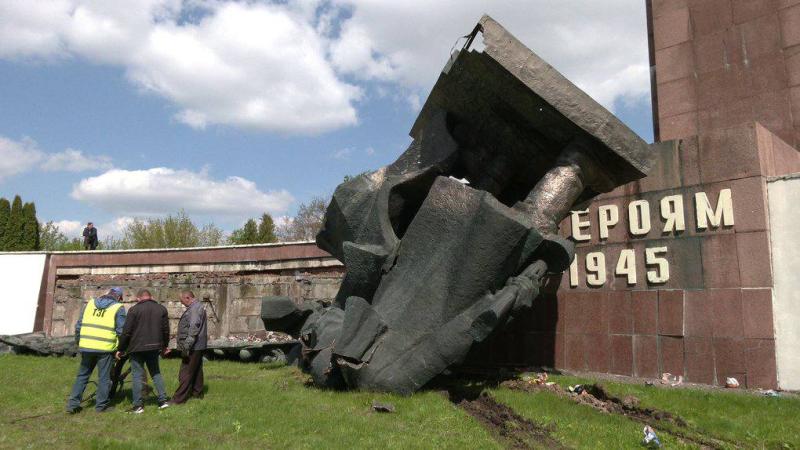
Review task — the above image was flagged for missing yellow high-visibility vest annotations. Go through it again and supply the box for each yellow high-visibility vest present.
[78,299,122,352]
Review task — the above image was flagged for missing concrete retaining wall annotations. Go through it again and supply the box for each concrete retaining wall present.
[768,174,800,390]
[0,254,46,335]
[0,242,344,339]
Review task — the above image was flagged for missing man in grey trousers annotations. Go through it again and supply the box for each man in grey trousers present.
[170,290,207,404]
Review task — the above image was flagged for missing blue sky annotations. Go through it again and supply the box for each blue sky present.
[0,0,652,238]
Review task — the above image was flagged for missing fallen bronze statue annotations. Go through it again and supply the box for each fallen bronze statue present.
[262,15,653,394]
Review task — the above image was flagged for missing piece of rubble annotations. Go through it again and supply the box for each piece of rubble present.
[371,400,396,413]
[0,333,77,356]
[725,377,740,388]
[263,15,652,394]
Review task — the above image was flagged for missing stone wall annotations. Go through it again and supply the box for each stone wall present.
[649,0,800,148]
[50,269,343,341]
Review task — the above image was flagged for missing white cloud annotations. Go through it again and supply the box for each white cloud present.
[331,147,353,160]
[0,0,359,134]
[328,0,650,111]
[99,216,135,239]
[71,167,294,217]
[0,135,112,181]
[0,1,649,133]
[0,136,44,180]
[41,148,113,172]
[52,219,83,238]
[0,0,72,59]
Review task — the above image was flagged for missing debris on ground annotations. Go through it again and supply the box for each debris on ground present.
[642,425,661,448]
[760,389,780,397]
[661,373,683,386]
[520,372,553,386]
[725,377,740,389]
[455,392,566,449]
[0,333,77,356]
[568,384,586,395]
[371,401,396,413]
[501,379,734,448]
[219,332,295,345]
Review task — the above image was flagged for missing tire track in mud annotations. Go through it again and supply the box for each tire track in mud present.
[502,380,740,449]
[449,388,568,449]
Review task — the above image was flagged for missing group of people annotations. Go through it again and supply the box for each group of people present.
[66,287,208,414]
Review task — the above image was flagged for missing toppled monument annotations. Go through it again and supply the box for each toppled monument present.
[262,15,652,394]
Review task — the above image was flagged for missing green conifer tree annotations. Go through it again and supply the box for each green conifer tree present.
[6,196,24,251]
[22,202,40,250]
[0,198,10,251]
[257,213,277,243]
[241,219,258,244]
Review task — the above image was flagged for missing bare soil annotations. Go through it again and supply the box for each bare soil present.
[448,385,567,449]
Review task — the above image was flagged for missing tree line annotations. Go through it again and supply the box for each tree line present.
[0,196,40,251]
[36,196,329,251]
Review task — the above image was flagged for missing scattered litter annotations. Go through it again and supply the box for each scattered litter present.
[568,384,586,395]
[371,401,396,413]
[521,372,550,385]
[644,381,655,387]
[760,389,780,397]
[642,425,661,448]
[660,373,683,386]
[725,377,740,389]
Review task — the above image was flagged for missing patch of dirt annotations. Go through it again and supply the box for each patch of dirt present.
[502,380,737,449]
[453,390,567,449]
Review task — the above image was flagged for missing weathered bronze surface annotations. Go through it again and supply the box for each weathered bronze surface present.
[262,15,652,394]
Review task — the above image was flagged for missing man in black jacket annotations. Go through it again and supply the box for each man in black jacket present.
[82,222,98,250]
[116,289,170,413]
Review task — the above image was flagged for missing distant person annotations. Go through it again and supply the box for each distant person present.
[82,222,98,250]
[170,291,207,404]
[116,289,171,414]
[66,287,126,414]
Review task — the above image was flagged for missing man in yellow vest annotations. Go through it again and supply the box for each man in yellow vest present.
[66,287,127,413]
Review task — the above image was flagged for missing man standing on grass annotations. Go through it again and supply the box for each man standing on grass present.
[66,287,126,414]
[170,290,208,404]
[116,289,171,413]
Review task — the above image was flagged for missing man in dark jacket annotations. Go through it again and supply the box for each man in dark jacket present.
[66,287,126,413]
[170,290,207,404]
[82,222,98,250]
[116,289,170,413]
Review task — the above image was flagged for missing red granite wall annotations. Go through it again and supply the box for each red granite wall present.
[650,0,800,151]
[475,122,798,389]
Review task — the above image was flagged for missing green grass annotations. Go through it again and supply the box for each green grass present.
[2,355,799,449]
[490,387,693,449]
[0,355,499,450]
[496,373,800,449]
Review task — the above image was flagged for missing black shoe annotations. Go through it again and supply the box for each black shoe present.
[96,406,115,413]
[126,406,144,414]
[158,400,170,410]
[66,407,82,414]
